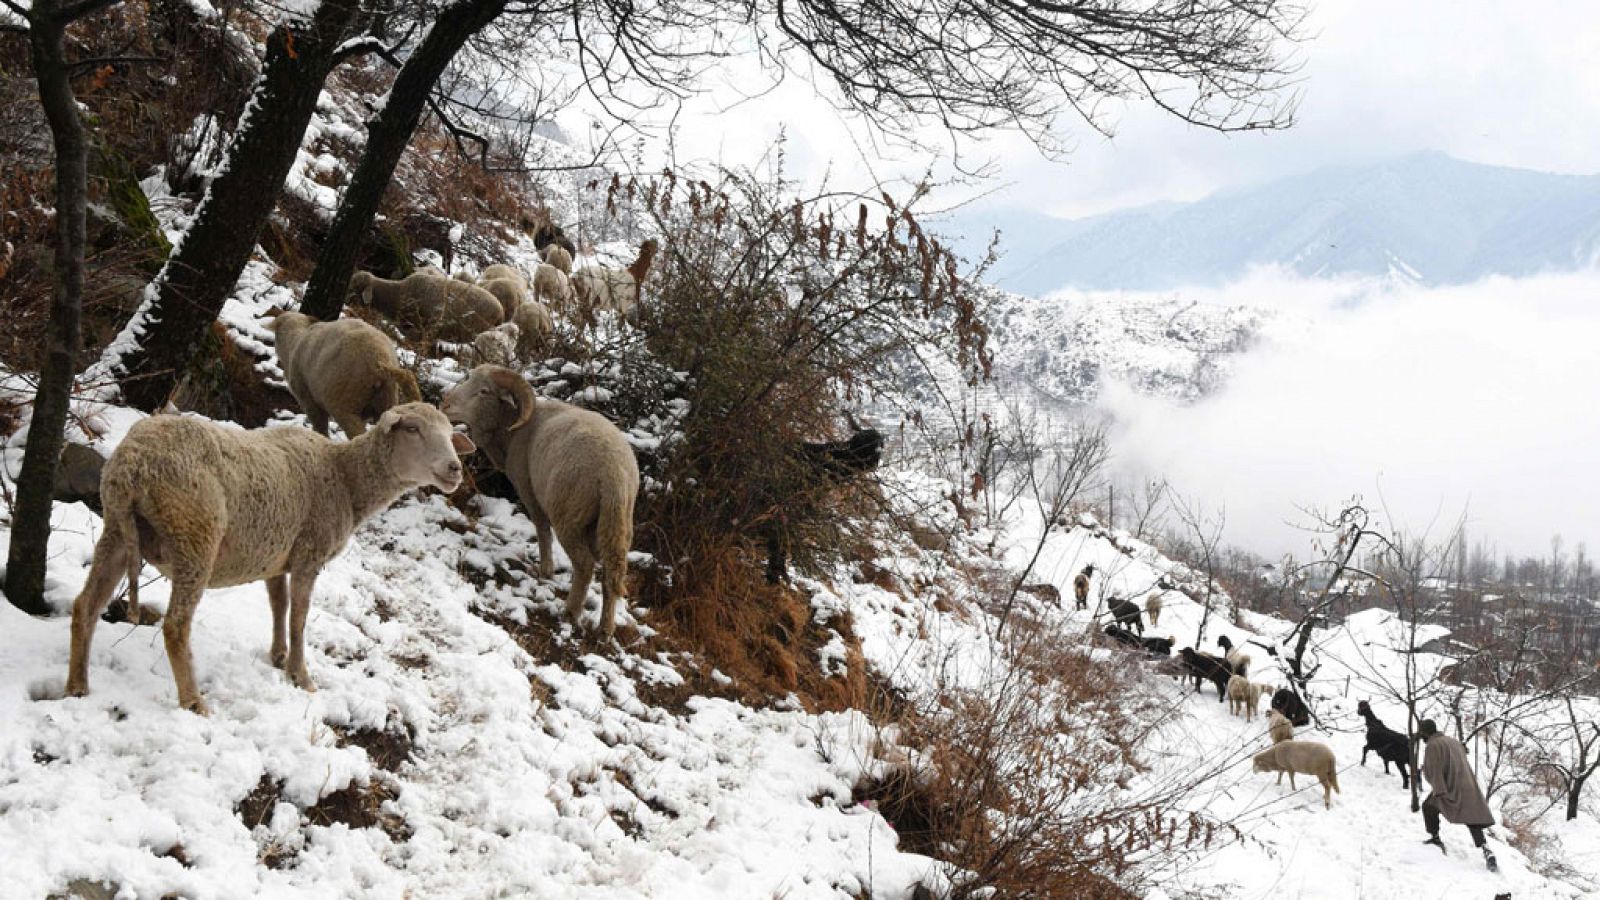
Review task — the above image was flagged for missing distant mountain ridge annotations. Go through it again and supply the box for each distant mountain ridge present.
[948,152,1600,295]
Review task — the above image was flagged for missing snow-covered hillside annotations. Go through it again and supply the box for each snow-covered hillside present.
[985,288,1286,404]
[948,152,1600,295]
[6,388,1598,896]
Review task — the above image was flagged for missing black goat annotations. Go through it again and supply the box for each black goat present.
[1104,624,1143,648]
[531,221,577,257]
[1270,688,1311,727]
[1356,700,1411,788]
[799,428,885,478]
[764,425,885,583]
[1179,647,1232,702]
[1141,635,1175,657]
[1106,595,1144,635]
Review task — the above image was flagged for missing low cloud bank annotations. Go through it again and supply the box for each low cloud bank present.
[1099,269,1600,559]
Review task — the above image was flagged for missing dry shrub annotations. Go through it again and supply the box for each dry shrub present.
[622,164,989,586]
[636,540,868,712]
[860,611,1238,898]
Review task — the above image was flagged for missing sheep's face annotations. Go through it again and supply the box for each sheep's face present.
[439,367,521,441]
[1251,751,1274,773]
[379,403,473,492]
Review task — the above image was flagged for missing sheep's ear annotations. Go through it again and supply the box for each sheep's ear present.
[377,408,405,432]
[451,432,476,456]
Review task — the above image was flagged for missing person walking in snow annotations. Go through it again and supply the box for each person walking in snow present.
[1417,719,1498,872]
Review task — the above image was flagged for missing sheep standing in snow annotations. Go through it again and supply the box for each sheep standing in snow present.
[267,312,420,437]
[1106,595,1144,635]
[531,263,576,314]
[1227,675,1266,720]
[64,405,474,714]
[1144,592,1163,628]
[541,244,573,275]
[1357,699,1412,788]
[571,239,658,322]
[1267,709,1294,744]
[441,366,639,636]
[1073,563,1094,611]
[511,300,555,360]
[348,270,504,342]
[1217,635,1252,677]
[1252,740,1341,809]
[478,264,529,316]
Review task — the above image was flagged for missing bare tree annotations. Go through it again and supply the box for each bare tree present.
[2,0,123,613]
[1533,698,1600,821]
[1170,492,1226,647]
[111,0,1302,407]
[994,418,1109,638]
[111,0,370,411]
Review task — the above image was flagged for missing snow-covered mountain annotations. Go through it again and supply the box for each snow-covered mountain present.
[948,153,1600,295]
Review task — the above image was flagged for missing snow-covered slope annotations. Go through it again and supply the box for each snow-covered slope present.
[948,153,1600,295]
[985,288,1285,404]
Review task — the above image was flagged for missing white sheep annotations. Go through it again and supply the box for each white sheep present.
[480,263,527,287]
[1227,675,1266,720]
[266,312,421,437]
[64,404,474,714]
[571,238,658,321]
[1267,709,1294,744]
[511,299,554,360]
[1252,740,1341,809]
[530,263,575,313]
[541,244,573,275]
[470,322,522,368]
[478,277,528,319]
[348,270,505,342]
[441,366,639,637]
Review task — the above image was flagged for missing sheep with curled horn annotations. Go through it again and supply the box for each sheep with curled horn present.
[441,366,639,636]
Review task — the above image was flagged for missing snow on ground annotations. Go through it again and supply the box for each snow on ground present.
[839,490,1600,899]
[0,483,940,898]
[5,417,1599,896]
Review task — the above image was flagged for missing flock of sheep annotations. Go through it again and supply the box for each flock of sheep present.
[1080,565,1411,811]
[65,227,650,715]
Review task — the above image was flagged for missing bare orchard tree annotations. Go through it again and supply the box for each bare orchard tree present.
[1532,697,1600,821]
[1170,492,1227,647]
[994,417,1109,638]
[1335,515,1470,813]
[2,0,123,614]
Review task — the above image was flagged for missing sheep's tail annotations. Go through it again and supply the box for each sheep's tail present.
[1328,765,1341,793]
[597,480,635,600]
[373,365,423,412]
[104,492,144,623]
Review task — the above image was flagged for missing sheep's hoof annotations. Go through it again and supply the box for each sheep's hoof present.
[65,680,89,699]
[270,647,288,669]
[182,697,212,717]
[290,668,317,692]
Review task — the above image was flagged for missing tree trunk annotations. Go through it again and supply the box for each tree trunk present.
[5,0,104,614]
[111,0,364,411]
[1568,778,1583,821]
[299,0,508,321]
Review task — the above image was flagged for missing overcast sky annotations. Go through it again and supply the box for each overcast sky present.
[648,0,1600,219]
